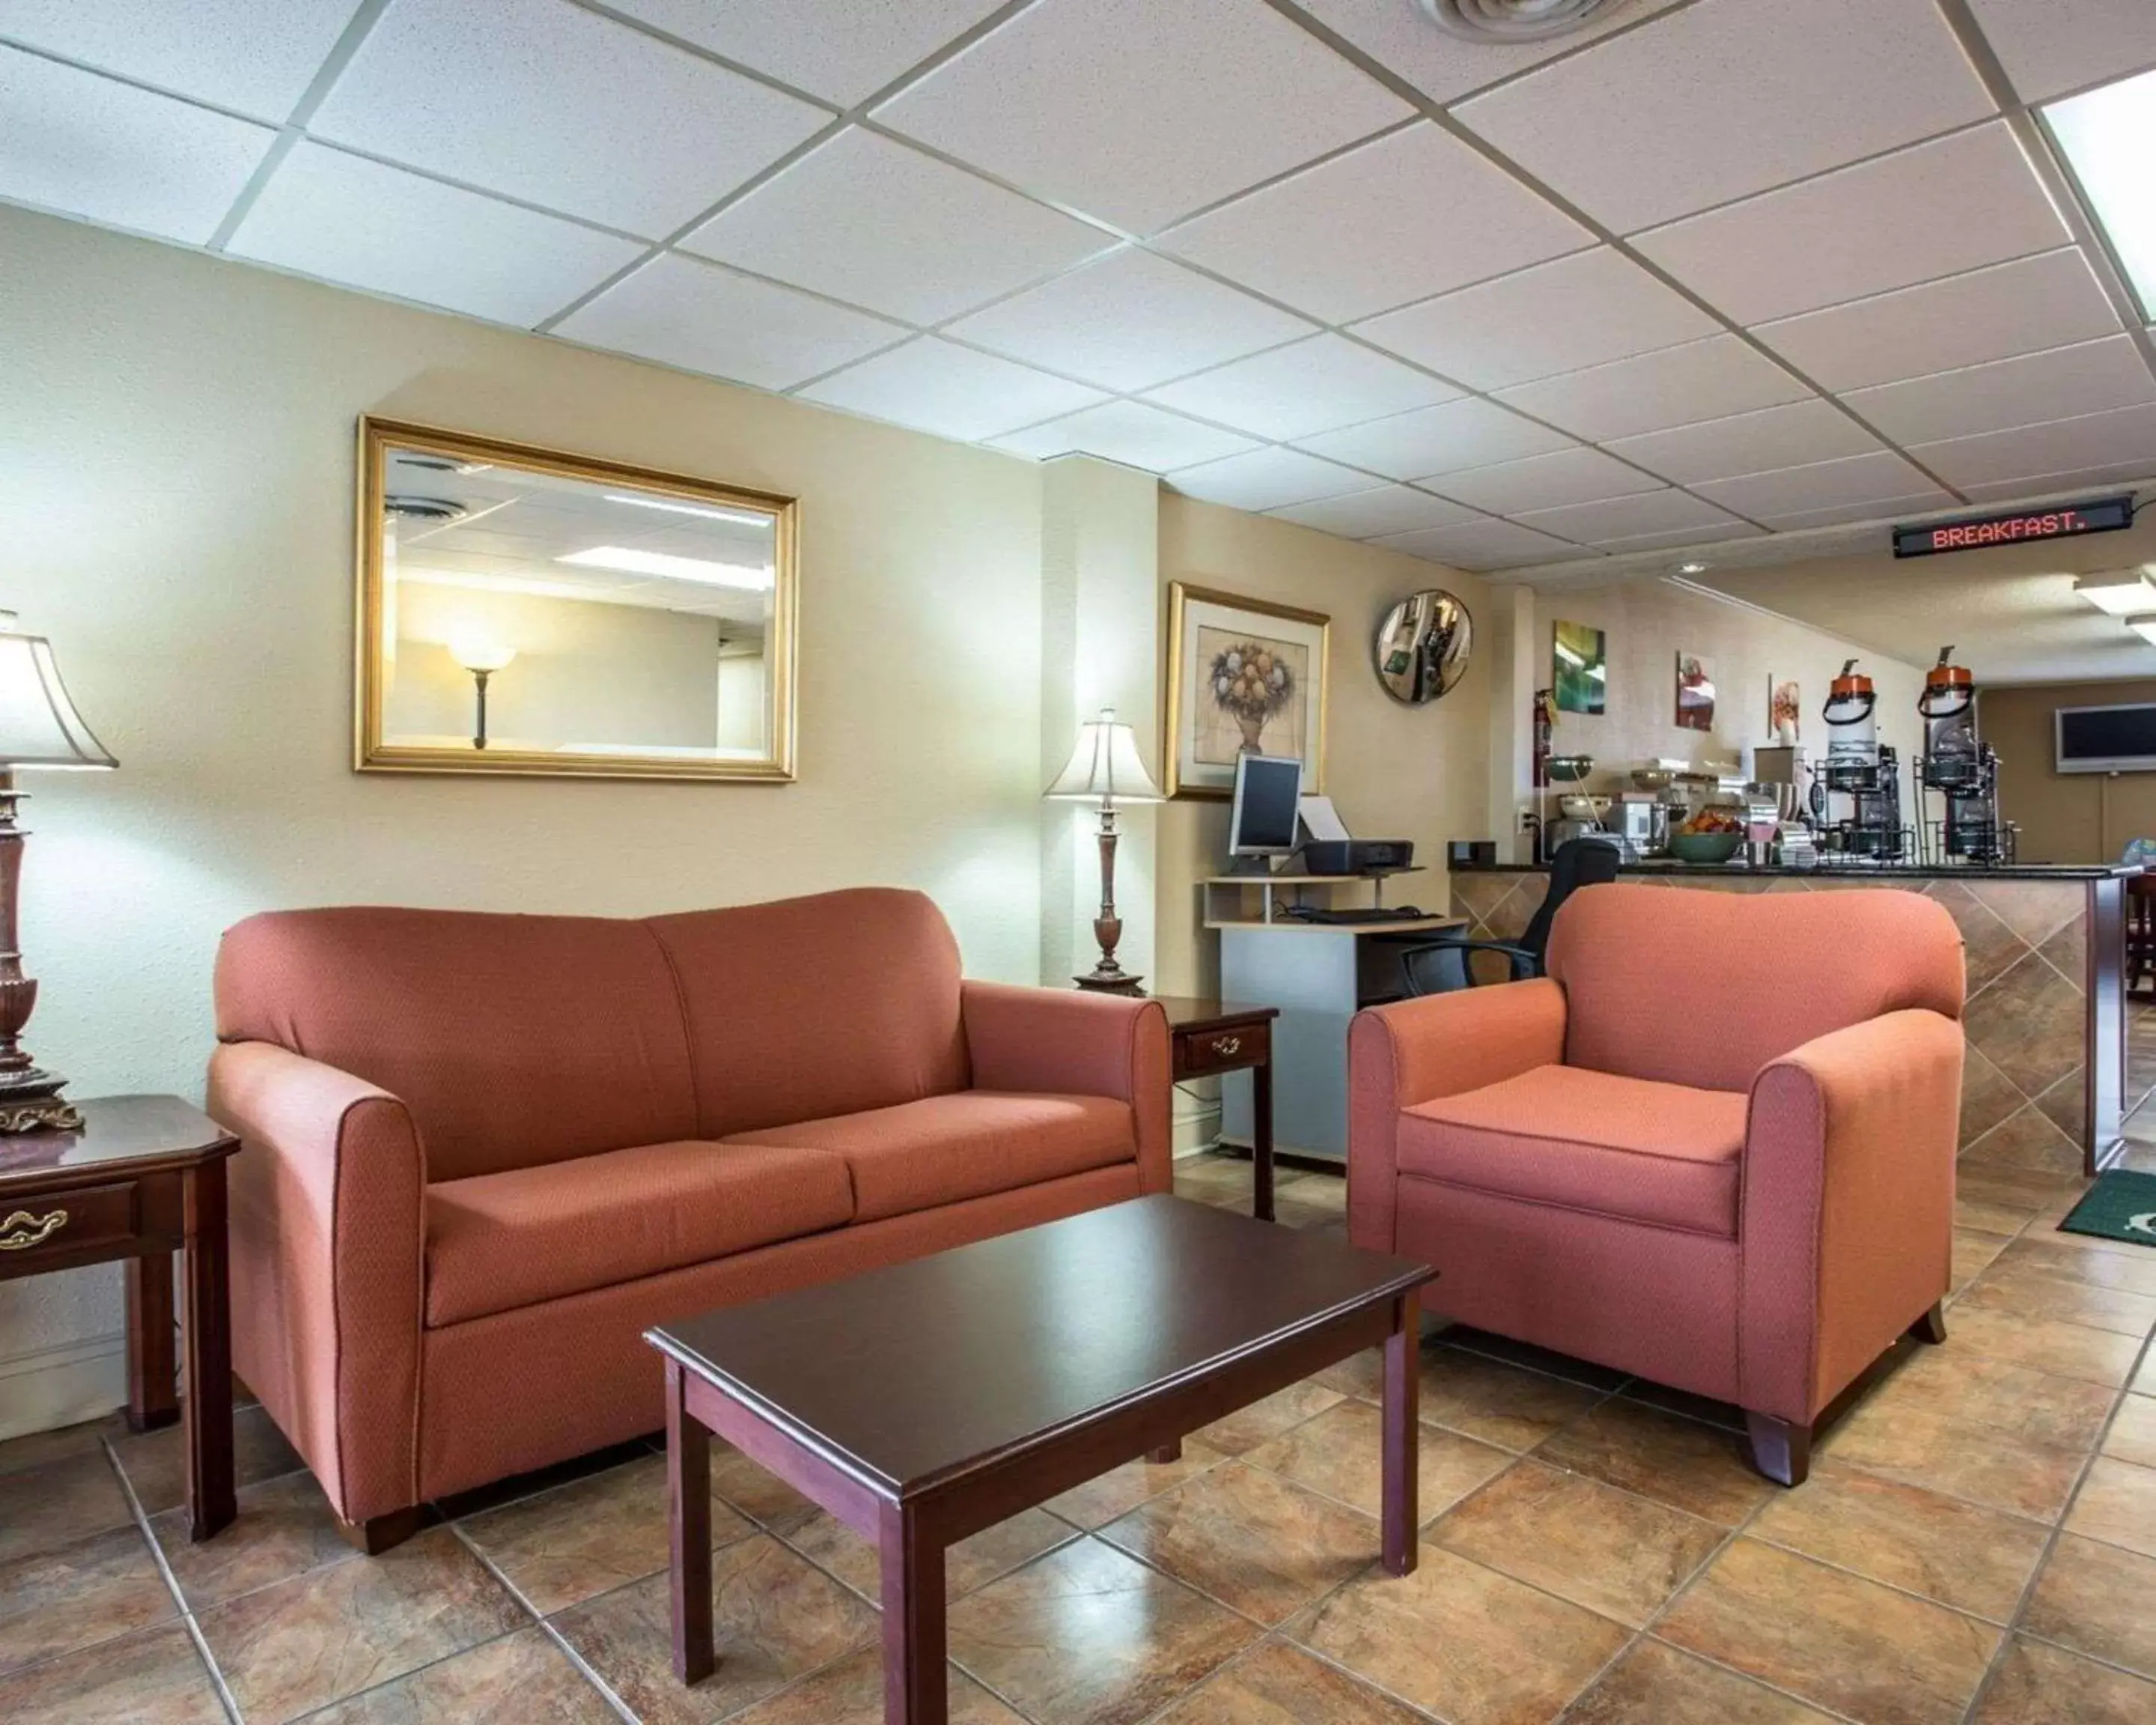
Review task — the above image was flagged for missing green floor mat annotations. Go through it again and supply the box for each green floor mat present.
[2057,1169,2156,1247]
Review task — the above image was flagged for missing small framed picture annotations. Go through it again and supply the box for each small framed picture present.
[1676,651,1717,732]
[1163,582,1330,799]
[1769,677,1801,743]
[1553,619,1606,715]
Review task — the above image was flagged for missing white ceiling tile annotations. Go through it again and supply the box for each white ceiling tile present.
[1351,247,1717,392]
[988,401,1258,469]
[1295,398,1574,482]
[1750,249,2122,392]
[1153,122,1589,323]
[0,0,358,119]
[226,143,643,326]
[1429,447,1662,516]
[1751,491,1957,531]
[1371,519,1591,571]
[1843,335,2156,448]
[679,130,1110,324]
[552,253,906,389]
[1909,402,2156,490]
[795,337,1106,441]
[1264,486,1479,539]
[602,0,1007,105]
[872,0,1410,234]
[1141,335,1459,442]
[1633,126,2071,329]
[1960,463,2156,505]
[1166,448,1371,512]
[1291,0,1687,106]
[1692,450,1950,520]
[942,248,1314,392]
[1592,522,1769,552]
[310,0,829,238]
[1604,400,1884,485]
[1511,489,1746,547]
[1965,0,2156,103]
[1452,0,1994,232]
[0,46,273,243]
[1494,337,1809,442]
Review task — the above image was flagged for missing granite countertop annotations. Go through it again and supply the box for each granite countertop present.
[1452,859,2141,881]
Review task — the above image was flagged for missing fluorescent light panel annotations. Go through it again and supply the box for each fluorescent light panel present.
[2075,570,2156,614]
[602,493,774,528]
[2129,618,2156,647]
[2046,67,2156,320]
[558,545,774,590]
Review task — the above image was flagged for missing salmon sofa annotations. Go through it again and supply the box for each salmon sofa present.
[1349,883,1964,1486]
[207,887,1170,1548]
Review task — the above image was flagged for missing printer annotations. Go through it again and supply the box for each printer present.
[1297,794,1412,875]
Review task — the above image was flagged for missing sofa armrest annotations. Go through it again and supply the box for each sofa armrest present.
[960,983,1172,1193]
[1740,1008,1963,1423]
[1348,978,1567,1253]
[207,1041,426,1524]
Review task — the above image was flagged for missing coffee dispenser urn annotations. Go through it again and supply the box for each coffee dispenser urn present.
[1812,660,1906,861]
[1916,646,2013,865]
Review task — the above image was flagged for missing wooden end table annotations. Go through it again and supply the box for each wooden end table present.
[0,1095,239,1539]
[647,1196,1433,1724]
[1154,997,1279,1221]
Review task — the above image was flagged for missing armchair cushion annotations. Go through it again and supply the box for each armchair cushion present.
[725,1092,1136,1223]
[1400,1064,1747,1236]
[425,1141,854,1326]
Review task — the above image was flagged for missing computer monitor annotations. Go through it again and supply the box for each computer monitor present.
[1229,754,1303,868]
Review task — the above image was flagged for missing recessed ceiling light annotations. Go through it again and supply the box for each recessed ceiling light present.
[1677,561,1709,575]
[2045,67,2156,320]
[1416,0,1630,43]
[2075,569,2156,614]
[603,493,774,528]
[558,545,773,590]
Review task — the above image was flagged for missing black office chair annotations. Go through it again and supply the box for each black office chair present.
[1400,836,1622,996]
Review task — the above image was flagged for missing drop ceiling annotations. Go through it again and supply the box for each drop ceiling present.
[4,0,2156,579]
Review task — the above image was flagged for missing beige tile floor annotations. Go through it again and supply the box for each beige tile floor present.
[2,1153,2153,1724]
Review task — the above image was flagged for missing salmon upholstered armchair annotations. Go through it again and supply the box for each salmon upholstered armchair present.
[1349,883,1965,1485]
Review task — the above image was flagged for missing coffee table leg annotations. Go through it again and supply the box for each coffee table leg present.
[1381,1294,1417,1577]
[181,1163,235,1541]
[127,1253,179,1434]
[1252,1056,1275,1223]
[879,1500,947,1725]
[667,1360,715,1685]
[1146,1439,1182,1464]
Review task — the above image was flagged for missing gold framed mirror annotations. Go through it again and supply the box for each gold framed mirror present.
[355,419,797,781]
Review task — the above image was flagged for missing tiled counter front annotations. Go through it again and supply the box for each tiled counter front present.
[1447,868,2129,1177]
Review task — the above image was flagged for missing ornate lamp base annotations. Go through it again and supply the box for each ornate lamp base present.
[0,1068,84,1134]
[1074,963,1145,996]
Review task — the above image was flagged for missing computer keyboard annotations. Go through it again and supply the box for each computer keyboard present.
[1284,905,1428,925]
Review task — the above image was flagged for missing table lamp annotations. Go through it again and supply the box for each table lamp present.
[1046,707,1164,993]
[0,613,118,1131]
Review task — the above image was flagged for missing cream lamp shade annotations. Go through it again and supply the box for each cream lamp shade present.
[1045,708,1163,804]
[447,636,517,675]
[0,615,117,770]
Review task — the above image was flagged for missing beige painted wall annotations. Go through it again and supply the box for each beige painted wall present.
[1980,678,2156,862]
[1528,579,1927,806]
[1151,496,1493,999]
[0,204,1048,1430]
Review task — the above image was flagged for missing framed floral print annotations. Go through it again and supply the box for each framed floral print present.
[1163,582,1330,799]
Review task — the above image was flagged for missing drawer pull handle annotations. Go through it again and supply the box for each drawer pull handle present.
[1213,1036,1241,1056]
[0,1208,67,1250]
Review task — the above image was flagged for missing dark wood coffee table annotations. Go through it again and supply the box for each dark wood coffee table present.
[645,1195,1434,1724]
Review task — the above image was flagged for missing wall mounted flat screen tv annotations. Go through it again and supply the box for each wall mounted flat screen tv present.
[2056,702,2156,773]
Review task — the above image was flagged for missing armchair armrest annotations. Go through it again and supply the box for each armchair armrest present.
[960,983,1172,1193]
[1740,1008,1963,1424]
[1348,978,1567,1251]
[207,1040,426,1524]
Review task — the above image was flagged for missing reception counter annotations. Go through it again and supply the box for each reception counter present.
[1449,860,2137,1175]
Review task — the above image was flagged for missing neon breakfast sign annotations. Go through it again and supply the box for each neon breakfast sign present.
[1892,495,2135,558]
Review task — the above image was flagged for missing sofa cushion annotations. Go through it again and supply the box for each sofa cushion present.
[425,1141,853,1326]
[648,889,971,1140]
[724,1092,1135,1223]
[1399,1064,1747,1236]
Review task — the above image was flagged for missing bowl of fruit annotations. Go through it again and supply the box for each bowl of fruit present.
[1668,808,1744,863]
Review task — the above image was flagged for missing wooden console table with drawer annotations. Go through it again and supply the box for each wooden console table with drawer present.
[1154,997,1279,1221]
[0,1095,239,1539]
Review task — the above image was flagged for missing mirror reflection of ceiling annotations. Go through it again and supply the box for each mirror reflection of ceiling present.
[11,0,2155,586]
[385,450,773,643]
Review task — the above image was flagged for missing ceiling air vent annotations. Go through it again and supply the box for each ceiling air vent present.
[383,496,466,522]
[1416,0,1632,42]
